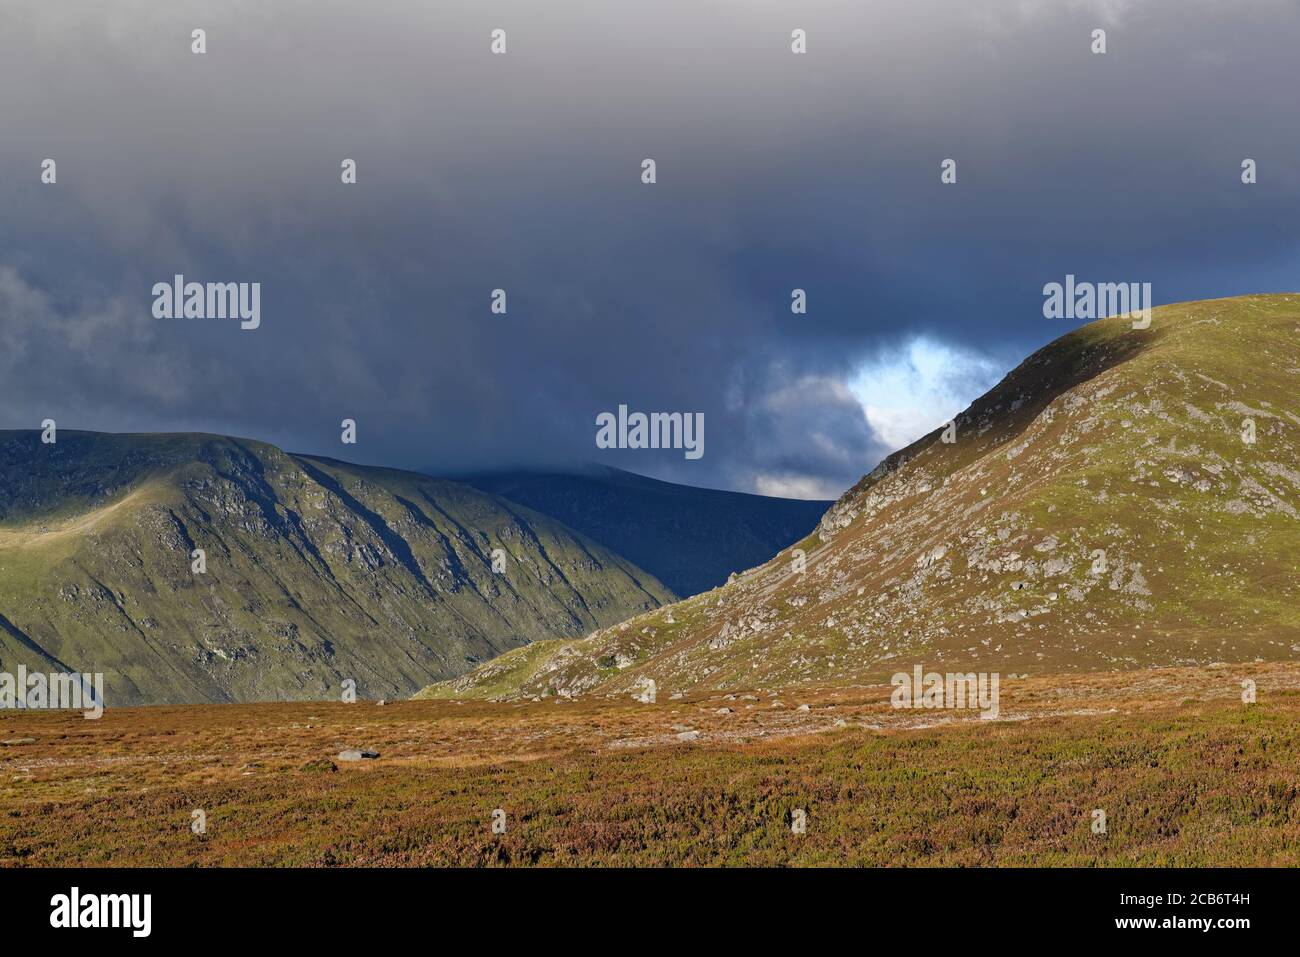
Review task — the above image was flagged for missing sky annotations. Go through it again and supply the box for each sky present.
[2,0,1299,499]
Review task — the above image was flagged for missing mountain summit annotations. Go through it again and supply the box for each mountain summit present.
[425,295,1300,700]
[0,433,670,704]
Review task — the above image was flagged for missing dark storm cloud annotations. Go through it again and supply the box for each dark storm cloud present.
[2,0,1298,497]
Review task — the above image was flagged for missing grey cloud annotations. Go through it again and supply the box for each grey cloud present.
[1,0,1298,497]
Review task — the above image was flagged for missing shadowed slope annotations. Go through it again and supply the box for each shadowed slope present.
[459,466,831,598]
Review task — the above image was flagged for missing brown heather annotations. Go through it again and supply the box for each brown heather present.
[2,663,1298,866]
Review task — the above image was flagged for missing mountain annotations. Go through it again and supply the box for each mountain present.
[0,432,671,705]
[422,294,1300,701]
[458,466,831,598]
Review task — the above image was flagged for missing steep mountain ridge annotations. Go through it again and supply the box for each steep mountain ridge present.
[0,432,671,704]
[423,294,1300,701]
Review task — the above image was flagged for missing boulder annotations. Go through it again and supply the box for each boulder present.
[337,749,379,761]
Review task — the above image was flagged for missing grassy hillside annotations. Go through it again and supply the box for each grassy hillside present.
[425,294,1300,701]
[0,432,671,705]
[459,466,830,598]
